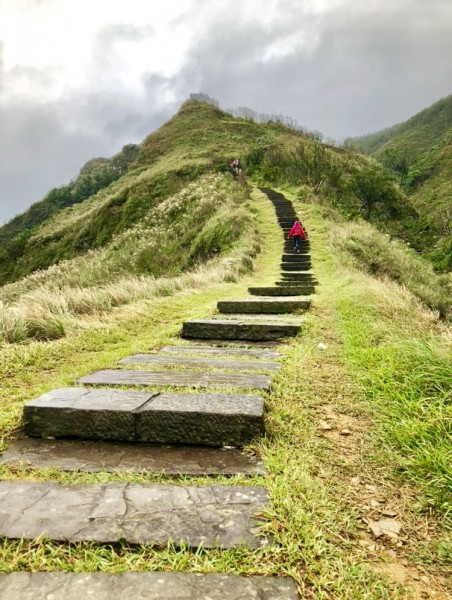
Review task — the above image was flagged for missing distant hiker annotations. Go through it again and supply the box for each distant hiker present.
[228,158,242,177]
[287,220,307,253]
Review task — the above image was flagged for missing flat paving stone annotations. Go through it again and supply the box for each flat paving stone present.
[24,388,266,445]
[182,319,301,341]
[119,353,281,372]
[217,298,310,314]
[160,345,281,358]
[0,438,265,475]
[249,286,313,296]
[0,481,269,547]
[78,370,271,391]
[0,573,299,599]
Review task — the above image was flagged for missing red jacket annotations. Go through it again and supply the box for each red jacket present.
[288,221,306,239]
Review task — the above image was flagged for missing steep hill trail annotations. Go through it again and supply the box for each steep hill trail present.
[0,187,449,599]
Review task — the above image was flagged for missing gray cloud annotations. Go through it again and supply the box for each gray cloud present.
[1,0,451,224]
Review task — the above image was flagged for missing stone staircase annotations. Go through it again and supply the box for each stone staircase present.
[0,188,314,599]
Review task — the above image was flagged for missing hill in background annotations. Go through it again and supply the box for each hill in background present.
[0,100,429,287]
[346,95,452,271]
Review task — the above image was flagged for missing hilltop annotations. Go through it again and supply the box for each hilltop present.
[347,95,452,271]
[0,100,424,289]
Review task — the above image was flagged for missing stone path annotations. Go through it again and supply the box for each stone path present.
[182,318,302,341]
[0,188,315,597]
[0,438,265,474]
[0,573,299,599]
[0,481,269,547]
[217,298,310,314]
[118,353,281,371]
[77,369,271,391]
[24,388,265,445]
[160,344,281,358]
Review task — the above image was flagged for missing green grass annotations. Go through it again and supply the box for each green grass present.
[1,187,451,596]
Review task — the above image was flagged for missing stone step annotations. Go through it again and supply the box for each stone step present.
[78,369,271,391]
[275,279,317,286]
[0,481,269,547]
[249,286,313,296]
[282,255,310,262]
[119,353,281,372]
[217,298,310,314]
[208,313,302,323]
[1,438,265,475]
[0,573,299,599]
[24,388,265,445]
[281,263,312,271]
[182,318,301,341]
[277,273,316,280]
[160,345,281,359]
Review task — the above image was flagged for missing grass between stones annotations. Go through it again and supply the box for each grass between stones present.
[0,188,450,598]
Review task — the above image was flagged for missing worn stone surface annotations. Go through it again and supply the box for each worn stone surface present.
[0,438,265,475]
[0,573,298,599]
[119,353,280,372]
[182,319,301,341]
[137,392,264,445]
[217,298,310,314]
[25,388,266,443]
[249,286,312,296]
[0,482,269,547]
[160,345,281,358]
[78,369,270,391]
[24,388,156,441]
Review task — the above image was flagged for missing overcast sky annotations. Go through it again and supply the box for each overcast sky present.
[1,0,451,225]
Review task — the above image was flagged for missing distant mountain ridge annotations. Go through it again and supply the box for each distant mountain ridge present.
[346,94,452,271]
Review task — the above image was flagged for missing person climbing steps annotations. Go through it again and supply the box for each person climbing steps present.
[287,220,307,252]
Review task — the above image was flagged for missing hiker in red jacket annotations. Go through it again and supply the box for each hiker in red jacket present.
[287,220,307,253]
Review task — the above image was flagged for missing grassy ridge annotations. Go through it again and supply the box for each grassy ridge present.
[347,95,452,272]
[0,188,450,596]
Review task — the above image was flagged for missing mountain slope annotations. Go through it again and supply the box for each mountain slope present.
[0,100,433,290]
[347,95,452,271]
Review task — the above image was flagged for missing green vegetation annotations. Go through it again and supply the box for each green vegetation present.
[347,95,452,271]
[0,189,450,597]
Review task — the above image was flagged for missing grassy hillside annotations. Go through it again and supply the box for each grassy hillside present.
[1,100,430,289]
[1,100,449,346]
[347,95,452,271]
[0,189,450,596]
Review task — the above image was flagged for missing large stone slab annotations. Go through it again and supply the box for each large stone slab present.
[0,573,299,599]
[24,388,155,441]
[0,482,269,547]
[119,353,281,372]
[217,298,310,314]
[249,286,312,296]
[160,345,281,359]
[24,388,266,444]
[78,370,271,391]
[137,392,264,445]
[182,319,301,341]
[0,438,265,475]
